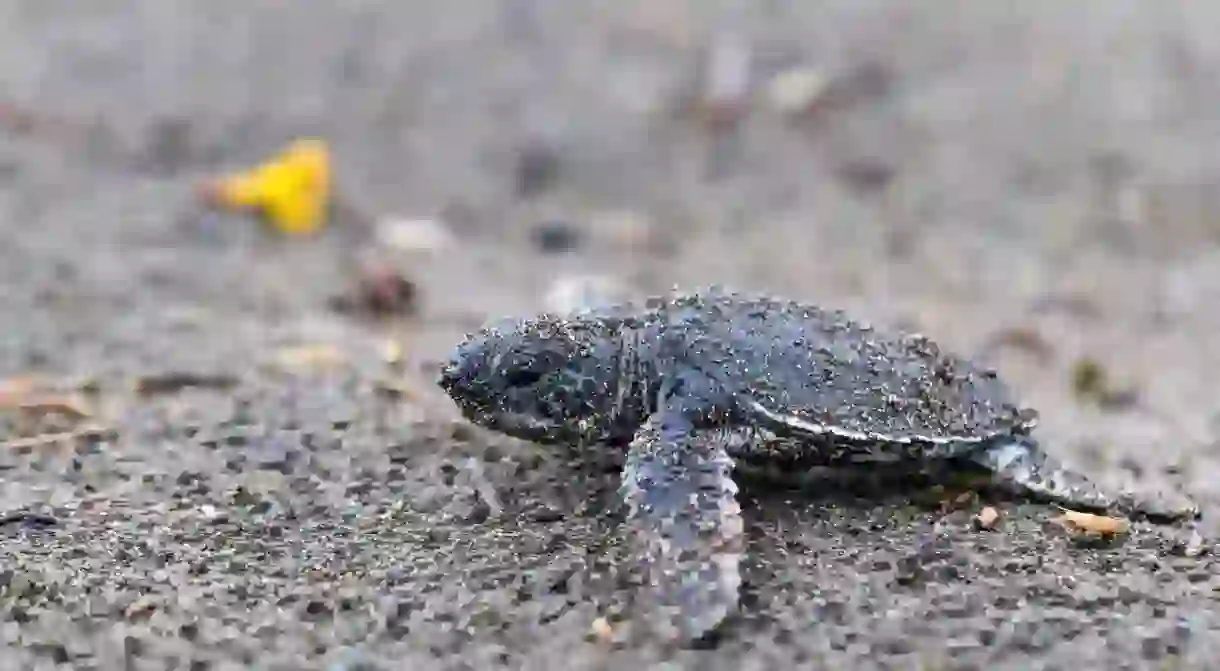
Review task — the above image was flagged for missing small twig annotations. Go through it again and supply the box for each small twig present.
[0,424,113,451]
[134,371,239,396]
[10,397,93,420]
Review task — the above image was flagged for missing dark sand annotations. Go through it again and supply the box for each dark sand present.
[2,3,1220,669]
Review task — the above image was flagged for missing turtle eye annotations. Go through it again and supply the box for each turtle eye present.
[505,369,544,387]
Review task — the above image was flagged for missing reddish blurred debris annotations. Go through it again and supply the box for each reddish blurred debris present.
[691,35,753,130]
[0,102,60,136]
[198,138,332,236]
[329,264,420,318]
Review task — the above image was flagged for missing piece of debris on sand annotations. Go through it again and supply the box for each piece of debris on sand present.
[265,344,348,373]
[1049,509,1131,538]
[133,371,239,396]
[543,274,630,315]
[328,264,420,318]
[199,137,331,236]
[1070,357,1139,410]
[588,617,614,645]
[972,506,1002,530]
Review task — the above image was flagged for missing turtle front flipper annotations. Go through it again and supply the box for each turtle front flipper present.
[619,409,745,643]
[970,435,1200,522]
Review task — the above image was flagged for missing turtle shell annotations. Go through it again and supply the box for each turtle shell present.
[653,290,1037,452]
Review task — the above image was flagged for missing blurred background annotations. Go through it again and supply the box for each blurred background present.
[3,1,1220,668]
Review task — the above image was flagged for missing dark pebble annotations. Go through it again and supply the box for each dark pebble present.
[514,143,562,198]
[0,512,59,528]
[530,221,583,254]
[528,506,565,523]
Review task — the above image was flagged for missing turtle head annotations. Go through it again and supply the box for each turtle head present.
[438,313,628,444]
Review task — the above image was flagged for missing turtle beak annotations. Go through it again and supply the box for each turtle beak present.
[437,340,486,397]
[484,411,557,440]
[437,356,463,393]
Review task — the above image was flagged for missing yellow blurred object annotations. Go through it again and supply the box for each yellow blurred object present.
[206,138,331,235]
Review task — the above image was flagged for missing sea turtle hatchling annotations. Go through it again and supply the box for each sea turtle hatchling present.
[436,287,1200,641]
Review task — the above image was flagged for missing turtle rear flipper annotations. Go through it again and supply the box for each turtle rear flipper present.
[620,408,745,643]
[970,436,1200,522]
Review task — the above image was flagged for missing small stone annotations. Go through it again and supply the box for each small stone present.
[199,504,222,521]
[528,505,565,523]
[124,635,143,658]
[304,599,331,619]
[1141,633,1165,660]
[767,66,828,115]
[124,595,157,620]
[1049,510,1129,538]
[589,617,614,644]
[530,221,583,254]
[697,35,752,127]
[544,274,629,314]
[380,339,405,367]
[592,210,656,252]
[972,506,1001,530]
[514,143,563,198]
[374,217,455,255]
[835,159,896,194]
[1183,530,1207,558]
[252,435,297,473]
[895,554,922,585]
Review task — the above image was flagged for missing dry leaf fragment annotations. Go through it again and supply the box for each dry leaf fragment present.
[124,595,158,620]
[380,339,405,366]
[1070,358,1139,410]
[979,326,1055,363]
[268,344,347,372]
[201,138,331,235]
[0,376,94,416]
[372,376,419,401]
[1049,509,1130,537]
[972,506,1001,530]
[0,375,40,402]
[9,396,92,421]
[947,490,976,511]
[589,616,614,644]
[1,424,114,452]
